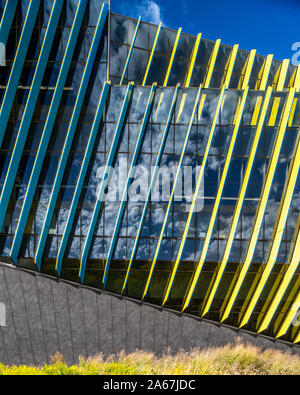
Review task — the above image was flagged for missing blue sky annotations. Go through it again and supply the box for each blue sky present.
[111,0,300,61]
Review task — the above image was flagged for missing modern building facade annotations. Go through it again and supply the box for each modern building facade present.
[0,0,299,363]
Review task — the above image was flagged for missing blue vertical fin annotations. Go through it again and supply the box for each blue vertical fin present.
[55,81,110,277]
[0,0,41,147]
[35,3,109,271]
[0,0,64,243]
[79,82,134,284]
[121,83,180,293]
[10,0,89,264]
[103,83,157,288]
[0,0,18,44]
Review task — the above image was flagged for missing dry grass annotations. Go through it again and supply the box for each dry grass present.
[0,341,299,375]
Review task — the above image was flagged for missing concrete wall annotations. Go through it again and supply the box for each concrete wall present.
[0,262,298,366]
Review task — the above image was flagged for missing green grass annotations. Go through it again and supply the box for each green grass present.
[1,342,300,375]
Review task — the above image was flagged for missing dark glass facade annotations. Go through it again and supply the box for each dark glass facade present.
[0,0,299,345]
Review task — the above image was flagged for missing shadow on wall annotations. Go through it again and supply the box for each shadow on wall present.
[0,262,298,366]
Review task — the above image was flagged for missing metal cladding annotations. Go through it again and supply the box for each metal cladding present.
[0,0,299,347]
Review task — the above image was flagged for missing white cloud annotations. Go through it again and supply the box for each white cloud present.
[119,0,165,26]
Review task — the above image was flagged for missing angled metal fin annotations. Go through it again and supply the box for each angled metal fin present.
[10,0,89,265]
[0,0,64,246]
[55,82,111,276]
[35,3,109,271]
[143,84,203,300]
[121,84,180,294]
[103,83,157,288]
[0,0,41,147]
[79,82,134,283]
